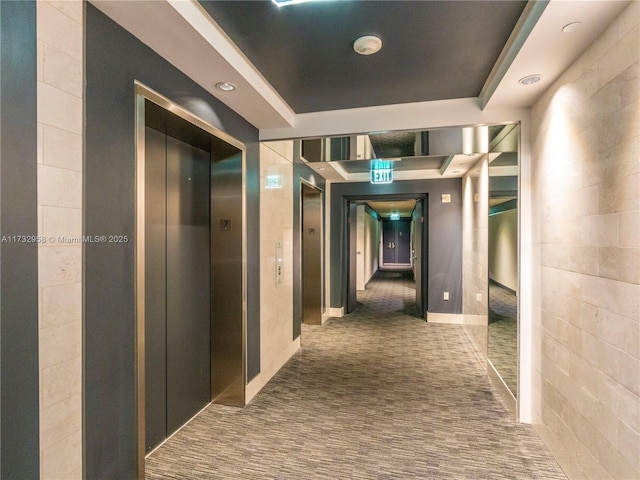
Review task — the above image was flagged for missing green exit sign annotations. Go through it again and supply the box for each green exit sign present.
[371,168,393,184]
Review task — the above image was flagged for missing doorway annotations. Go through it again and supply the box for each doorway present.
[143,119,211,453]
[346,196,427,318]
[301,182,323,324]
[136,86,246,464]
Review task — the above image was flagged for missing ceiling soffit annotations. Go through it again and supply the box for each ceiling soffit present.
[198,1,527,113]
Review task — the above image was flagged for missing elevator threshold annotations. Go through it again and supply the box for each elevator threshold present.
[145,402,211,459]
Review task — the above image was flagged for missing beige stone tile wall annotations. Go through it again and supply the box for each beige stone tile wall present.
[247,142,299,401]
[531,3,639,478]
[36,1,83,478]
[462,157,489,360]
[463,157,489,317]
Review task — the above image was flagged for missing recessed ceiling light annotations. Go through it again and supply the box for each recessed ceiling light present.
[215,82,236,92]
[562,21,582,33]
[519,74,542,85]
[353,35,382,56]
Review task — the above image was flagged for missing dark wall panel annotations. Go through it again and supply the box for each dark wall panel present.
[85,5,258,477]
[0,2,40,478]
[330,179,462,314]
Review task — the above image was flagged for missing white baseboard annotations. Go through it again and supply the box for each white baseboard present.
[426,312,487,325]
[325,307,344,318]
[487,359,517,418]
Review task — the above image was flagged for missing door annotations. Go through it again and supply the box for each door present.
[145,127,211,453]
[346,202,358,313]
[382,219,411,265]
[302,183,322,324]
[413,199,427,318]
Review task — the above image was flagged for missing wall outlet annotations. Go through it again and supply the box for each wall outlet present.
[443,292,449,301]
[476,293,482,302]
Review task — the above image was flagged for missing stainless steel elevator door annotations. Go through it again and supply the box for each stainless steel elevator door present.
[165,135,211,435]
[302,184,322,324]
[144,127,211,453]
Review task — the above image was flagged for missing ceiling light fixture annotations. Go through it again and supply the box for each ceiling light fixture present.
[353,35,383,56]
[215,82,236,92]
[562,21,582,33]
[271,0,319,6]
[519,74,542,85]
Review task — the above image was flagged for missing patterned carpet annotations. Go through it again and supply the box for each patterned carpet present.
[145,269,565,480]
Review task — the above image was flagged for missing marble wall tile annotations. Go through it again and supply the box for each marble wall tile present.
[617,350,640,396]
[599,246,640,284]
[38,246,81,288]
[43,125,82,172]
[40,357,81,411]
[37,1,82,60]
[41,283,82,328]
[42,43,82,98]
[618,209,640,248]
[37,82,82,135]
[40,393,81,451]
[39,321,82,370]
[257,143,296,388]
[37,164,82,209]
[598,26,639,89]
[41,206,82,244]
[40,429,81,480]
[37,2,84,478]
[532,3,639,478]
[617,418,640,470]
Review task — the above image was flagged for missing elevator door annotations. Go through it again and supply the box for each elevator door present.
[145,126,211,453]
[382,219,411,265]
[302,183,322,324]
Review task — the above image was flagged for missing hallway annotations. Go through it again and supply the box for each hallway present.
[146,269,566,479]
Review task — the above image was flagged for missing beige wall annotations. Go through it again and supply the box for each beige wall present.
[364,210,380,285]
[246,142,300,402]
[460,156,489,360]
[36,1,83,478]
[356,205,379,291]
[463,157,489,317]
[356,205,366,290]
[531,3,639,478]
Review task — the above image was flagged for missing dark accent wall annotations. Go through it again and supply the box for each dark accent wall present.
[85,6,259,478]
[293,142,326,338]
[0,2,40,478]
[330,179,462,314]
[246,142,261,380]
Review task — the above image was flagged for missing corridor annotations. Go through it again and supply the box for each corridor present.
[146,269,566,479]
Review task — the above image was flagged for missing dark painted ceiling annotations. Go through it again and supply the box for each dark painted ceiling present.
[199,1,527,113]
[336,155,445,174]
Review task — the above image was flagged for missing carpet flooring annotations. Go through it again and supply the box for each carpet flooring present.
[145,269,565,479]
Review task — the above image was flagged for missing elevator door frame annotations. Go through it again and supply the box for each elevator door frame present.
[134,82,247,478]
